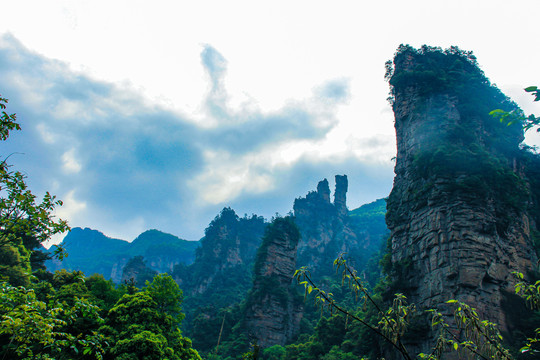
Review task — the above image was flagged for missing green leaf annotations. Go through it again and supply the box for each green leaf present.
[524,86,538,92]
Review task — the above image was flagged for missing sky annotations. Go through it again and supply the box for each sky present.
[1,0,539,244]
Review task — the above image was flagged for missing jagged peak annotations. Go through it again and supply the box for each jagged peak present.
[294,175,348,214]
[316,178,331,203]
[333,174,348,217]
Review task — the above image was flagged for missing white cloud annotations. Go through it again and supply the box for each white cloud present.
[44,189,87,246]
[190,126,394,207]
[36,123,57,144]
[61,149,82,173]
[2,0,539,242]
[190,150,275,204]
[4,72,49,109]
[54,189,87,219]
[54,99,89,120]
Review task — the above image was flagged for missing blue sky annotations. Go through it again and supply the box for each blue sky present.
[1,1,539,242]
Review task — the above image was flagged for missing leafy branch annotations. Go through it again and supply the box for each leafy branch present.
[0,96,21,141]
[0,94,69,272]
[490,86,540,133]
[444,300,513,360]
[295,256,521,360]
[513,272,540,355]
[294,259,414,360]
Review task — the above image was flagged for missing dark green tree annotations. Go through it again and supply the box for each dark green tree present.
[0,281,107,360]
[101,275,201,360]
[0,94,69,287]
[85,273,125,312]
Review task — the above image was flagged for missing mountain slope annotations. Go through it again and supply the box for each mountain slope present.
[46,227,198,282]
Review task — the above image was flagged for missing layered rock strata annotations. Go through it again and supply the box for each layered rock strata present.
[243,217,303,347]
[386,46,538,355]
[173,207,266,296]
[294,175,373,277]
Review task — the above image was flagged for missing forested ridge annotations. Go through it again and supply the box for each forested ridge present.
[2,45,540,360]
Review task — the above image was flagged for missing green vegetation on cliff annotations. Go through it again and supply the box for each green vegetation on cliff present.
[172,207,267,354]
[386,45,532,235]
[47,227,199,283]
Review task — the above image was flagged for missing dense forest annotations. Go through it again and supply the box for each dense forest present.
[2,45,540,360]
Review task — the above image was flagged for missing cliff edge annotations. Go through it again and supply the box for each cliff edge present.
[386,45,539,355]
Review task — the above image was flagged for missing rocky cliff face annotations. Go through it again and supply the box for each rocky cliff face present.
[121,255,157,287]
[243,217,303,347]
[174,207,266,297]
[294,175,379,277]
[334,175,348,218]
[386,45,539,354]
[185,192,390,354]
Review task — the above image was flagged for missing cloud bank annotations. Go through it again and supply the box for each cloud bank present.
[0,34,394,242]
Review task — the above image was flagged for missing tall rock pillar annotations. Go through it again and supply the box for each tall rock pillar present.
[294,175,365,278]
[385,45,538,356]
[334,175,348,218]
[317,178,331,203]
[243,217,303,348]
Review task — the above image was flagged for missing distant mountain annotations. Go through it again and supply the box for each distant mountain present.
[130,230,199,273]
[46,227,199,283]
[44,194,390,356]
[348,197,388,251]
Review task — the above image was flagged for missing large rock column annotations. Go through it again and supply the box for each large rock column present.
[243,217,303,347]
[386,46,538,355]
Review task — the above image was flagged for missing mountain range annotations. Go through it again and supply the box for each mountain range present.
[46,228,199,283]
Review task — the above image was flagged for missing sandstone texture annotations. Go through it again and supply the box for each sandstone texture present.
[294,175,381,277]
[173,207,265,297]
[243,217,303,347]
[386,46,539,355]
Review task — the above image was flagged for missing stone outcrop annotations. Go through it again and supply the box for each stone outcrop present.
[294,175,378,277]
[386,46,539,355]
[334,175,348,217]
[173,207,266,297]
[121,255,157,287]
[243,217,303,347]
[184,191,389,353]
[166,208,268,354]
[317,178,331,203]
